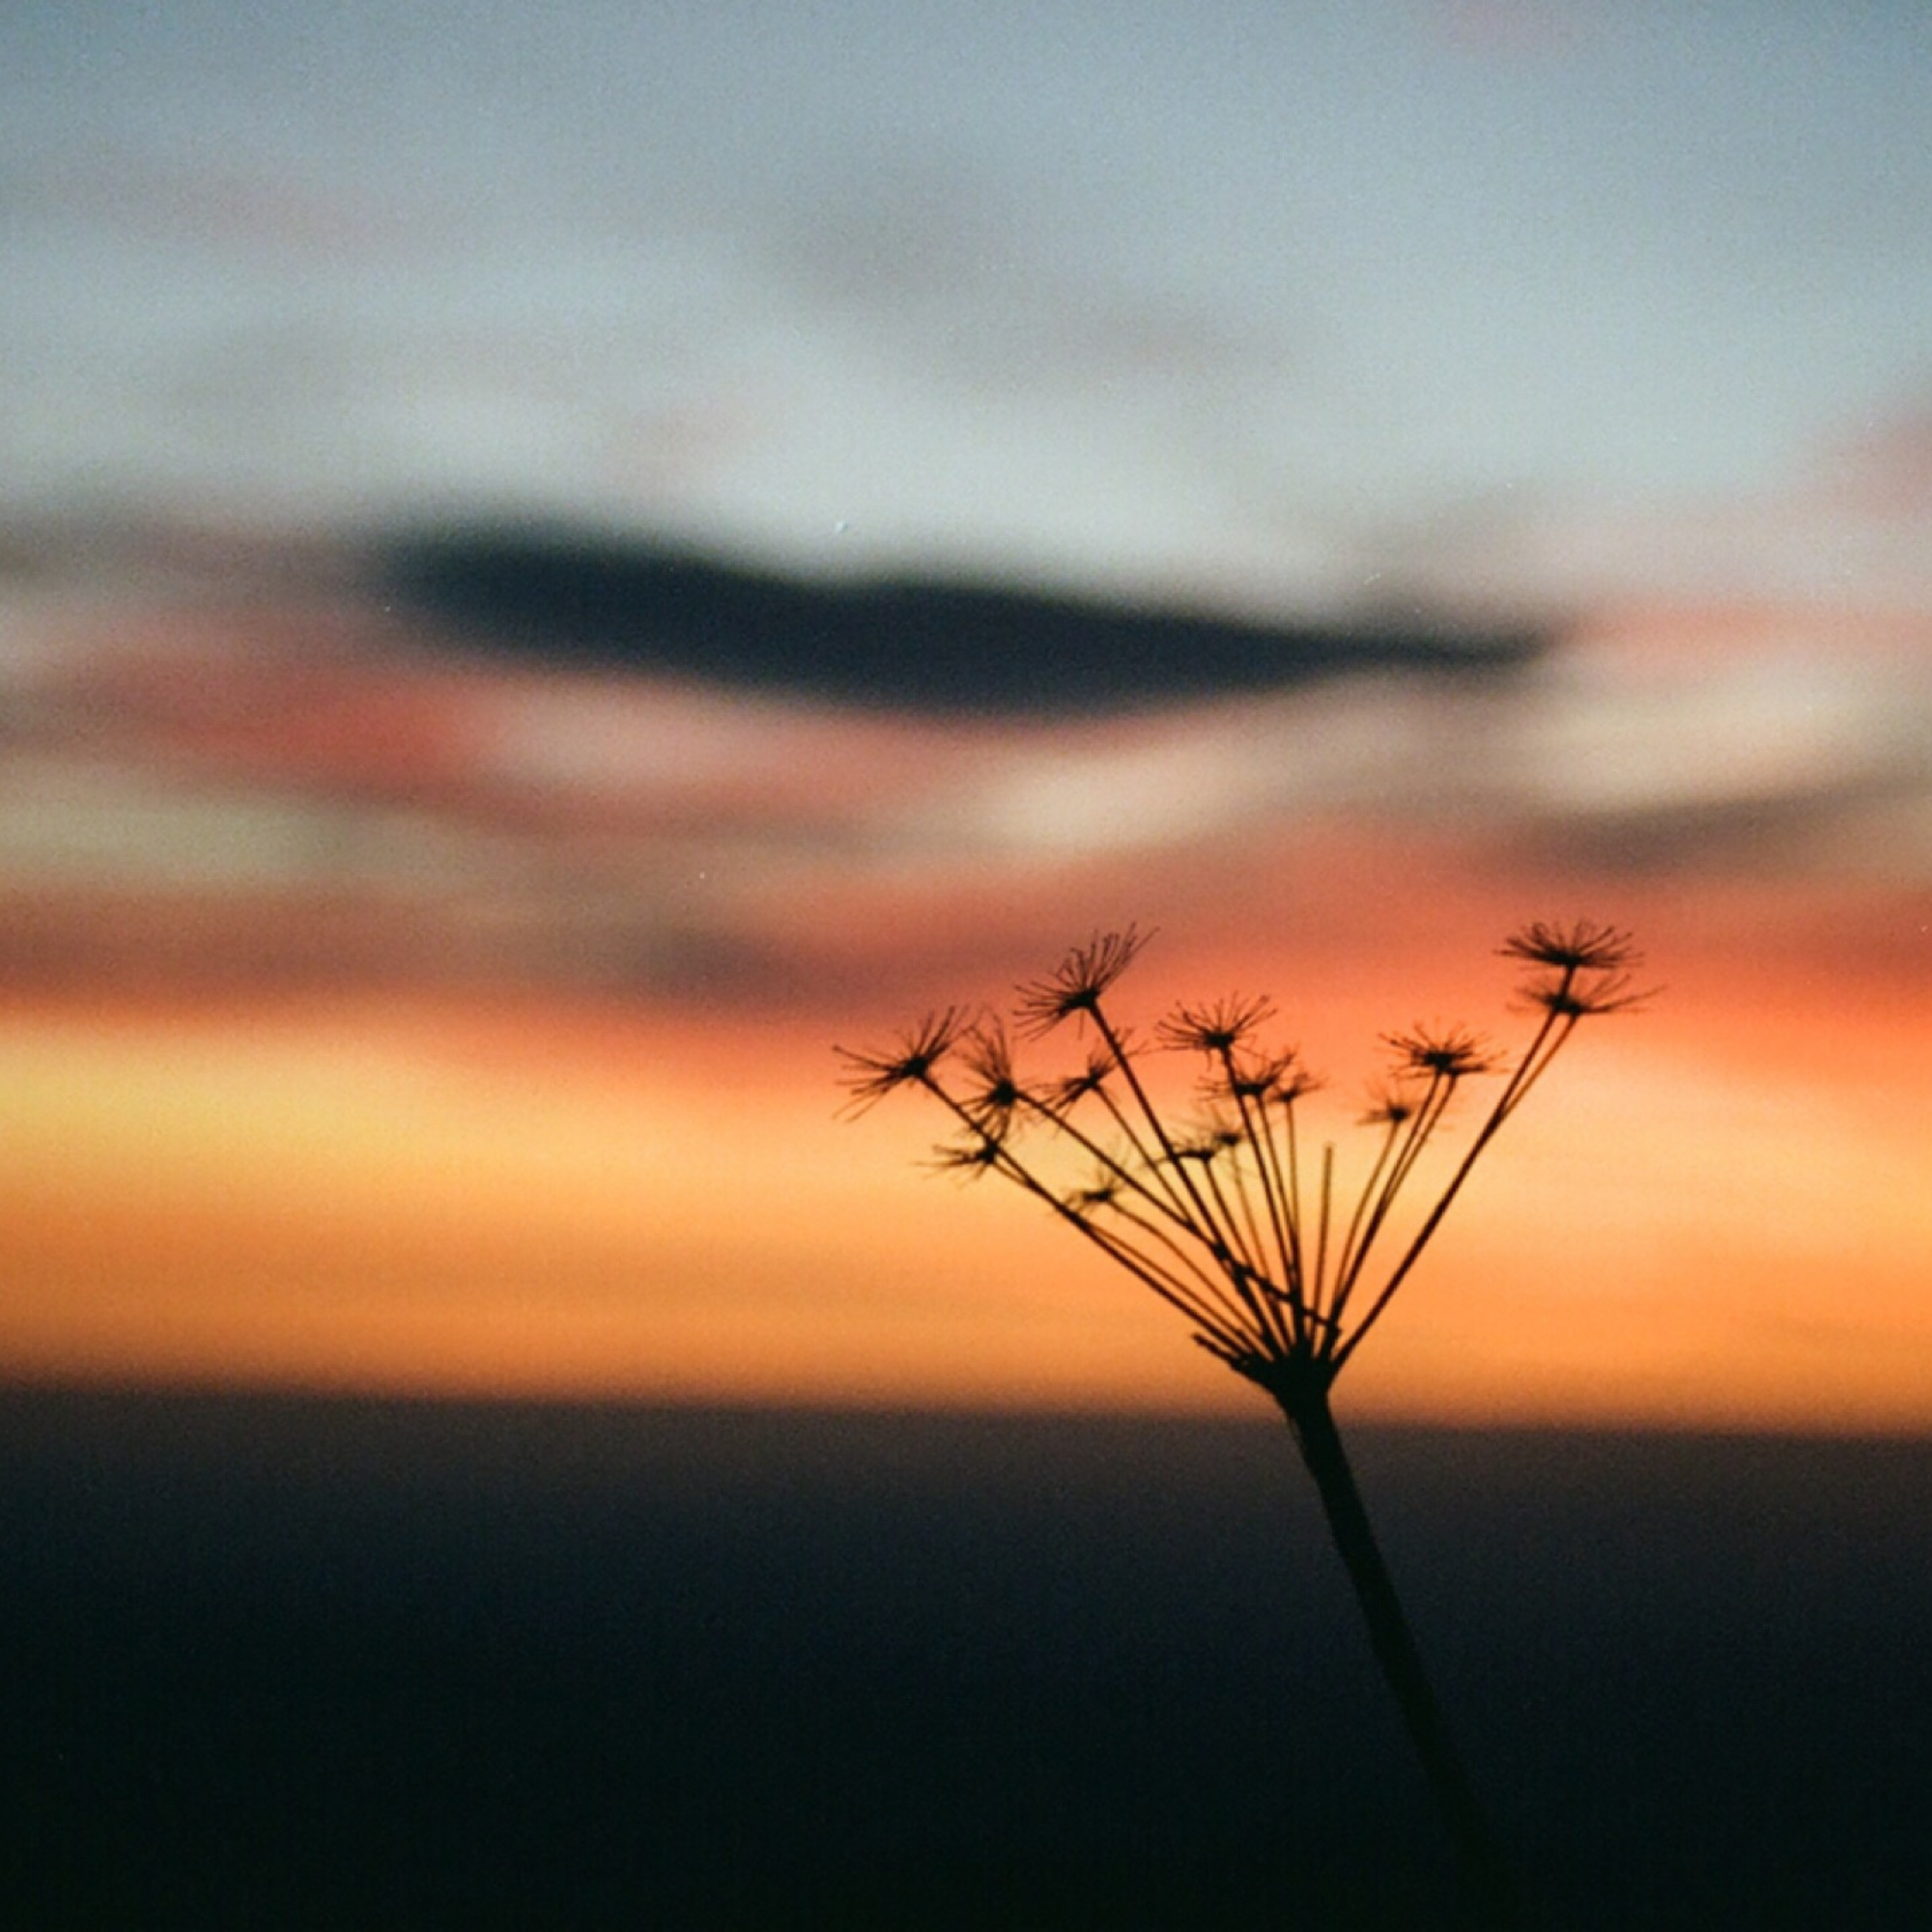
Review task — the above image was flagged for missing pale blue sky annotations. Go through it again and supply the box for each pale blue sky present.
[5,0,1929,610]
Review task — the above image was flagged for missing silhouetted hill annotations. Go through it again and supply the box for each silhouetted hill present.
[6,1390,1931,1928]
[382,526,1543,714]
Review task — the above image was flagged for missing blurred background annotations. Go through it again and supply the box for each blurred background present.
[4,0,1931,1429]
[10,8,1932,1927]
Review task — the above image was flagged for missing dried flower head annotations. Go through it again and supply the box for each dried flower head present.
[840,920,1640,1389]
[956,1018,1028,1134]
[1358,1084,1421,1128]
[1042,1047,1118,1115]
[1216,1044,1307,1103]
[1500,921,1650,1022]
[833,1007,969,1116]
[1013,926,1151,1037]
[1068,1174,1122,1212]
[925,1131,1009,1180]
[1498,920,1639,975]
[1268,1064,1325,1106]
[1157,993,1279,1055]
[1381,1025,1497,1081]
[835,919,1631,1930]
[1518,972,1648,1019]
[1170,1122,1243,1166]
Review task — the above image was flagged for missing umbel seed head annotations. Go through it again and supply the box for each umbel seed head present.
[837,922,1642,1393]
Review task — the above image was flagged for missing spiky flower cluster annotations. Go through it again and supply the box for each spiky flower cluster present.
[838,922,1642,1403]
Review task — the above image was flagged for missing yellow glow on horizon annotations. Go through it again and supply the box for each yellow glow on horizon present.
[3,990,1930,1433]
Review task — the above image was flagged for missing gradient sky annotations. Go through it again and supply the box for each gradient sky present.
[7,2,1931,603]
[3,2,1930,1427]
[4,580,1927,1428]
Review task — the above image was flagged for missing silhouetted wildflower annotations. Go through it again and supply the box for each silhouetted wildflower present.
[1012,925,1151,1037]
[1382,1024,1496,1081]
[1517,970,1647,1019]
[956,1018,1028,1134]
[926,1131,1009,1180]
[1501,919,1650,1022]
[1359,1085,1420,1127]
[1157,992,1279,1054]
[834,1008,970,1116]
[1207,1046,1305,1111]
[1069,1174,1122,1212]
[1498,919,1637,974]
[1042,1048,1117,1114]
[842,926,1637,1391]
[839,921,1642,1930]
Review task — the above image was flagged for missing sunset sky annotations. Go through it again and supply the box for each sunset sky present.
[4,2,1930,1429]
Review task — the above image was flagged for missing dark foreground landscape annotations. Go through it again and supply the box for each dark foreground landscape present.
[4,1390,1929,1929]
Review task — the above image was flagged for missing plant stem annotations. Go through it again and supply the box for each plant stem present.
[1277,1381,1524,1929]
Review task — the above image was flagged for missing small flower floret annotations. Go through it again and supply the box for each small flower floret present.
[1157,993,1279,1055]
[926,1131,1009,1179]
[1518,972,1647,1019]
[957,1018,1028,1132]
[834,1008,969,1115]
[1381,1025,1496,1081]
[1499,921,1640,976]
[1359,1084,1419,1127]
[1501,922,1649,1021]
[1013,926,1151,1037]
[1215,1045,1306,1103]
[1042,1048,1117,1114]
